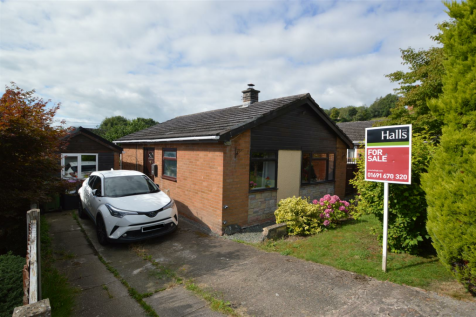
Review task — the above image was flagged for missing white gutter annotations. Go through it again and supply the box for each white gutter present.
[113,135,220,144]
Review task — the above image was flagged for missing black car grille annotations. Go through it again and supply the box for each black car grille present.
[122,222,175,240]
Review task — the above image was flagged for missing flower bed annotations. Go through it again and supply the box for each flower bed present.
[275,194,352,236]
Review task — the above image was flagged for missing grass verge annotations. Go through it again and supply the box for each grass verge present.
[41,216,79,317]
[256,214,474,301]
[71,212,159,317]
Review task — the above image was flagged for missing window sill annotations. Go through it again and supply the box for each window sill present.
[301,180,335,186]
[162,175,177,182]
[249,187,278,193]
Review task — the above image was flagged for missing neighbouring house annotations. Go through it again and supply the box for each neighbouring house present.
[336,120,378,195]
[115,85,353,234]
[58,127,123,210]
[337,120,378,163]
[61,127,123,180]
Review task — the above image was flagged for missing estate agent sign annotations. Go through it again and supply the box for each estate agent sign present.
[365,125,412,184]
[365,124,412,272]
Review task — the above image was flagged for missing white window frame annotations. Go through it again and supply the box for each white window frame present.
[347,148,356,159]
[61,153,98,179]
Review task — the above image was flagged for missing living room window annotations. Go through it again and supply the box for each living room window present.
[62,154,98,179]
[249,151,277,190]
[162,148,177,181]
[301,152,335,184]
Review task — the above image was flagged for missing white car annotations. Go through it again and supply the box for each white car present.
[77,170,178,245]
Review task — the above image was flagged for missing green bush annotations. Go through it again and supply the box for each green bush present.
[275,195,352,235]
[0,252,25,317]
[275,196,320,236]
[422,0,476,294]
[350,134,435,254]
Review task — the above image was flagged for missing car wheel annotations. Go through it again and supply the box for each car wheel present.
[96,216,109,246]
[77,196,87,219]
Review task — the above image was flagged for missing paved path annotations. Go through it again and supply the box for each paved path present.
[45,211,224,317]
[47,211,476,317]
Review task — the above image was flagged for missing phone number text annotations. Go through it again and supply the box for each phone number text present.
[367,173,408,180]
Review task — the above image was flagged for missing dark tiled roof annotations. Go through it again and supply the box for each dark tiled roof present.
[68,127,123,152]
[336,121,378,142]
[116,94,309,141]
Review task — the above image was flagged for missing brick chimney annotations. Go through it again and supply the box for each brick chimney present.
[242,84,260,107]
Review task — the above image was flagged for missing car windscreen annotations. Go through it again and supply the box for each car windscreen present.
[104,175,159,197]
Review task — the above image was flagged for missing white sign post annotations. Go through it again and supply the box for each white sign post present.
[365,124,412,272]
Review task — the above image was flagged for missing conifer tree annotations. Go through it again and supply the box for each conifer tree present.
[423,0,476,294]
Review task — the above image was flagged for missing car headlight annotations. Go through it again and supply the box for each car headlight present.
[162,199,175,210]
[106,204,139,218]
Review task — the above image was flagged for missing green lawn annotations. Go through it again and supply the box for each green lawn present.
[257,214,473,300]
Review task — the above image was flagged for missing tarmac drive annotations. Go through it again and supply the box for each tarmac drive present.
[46,211,476,317]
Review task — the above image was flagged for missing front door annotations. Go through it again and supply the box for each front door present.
[143,147,155,178]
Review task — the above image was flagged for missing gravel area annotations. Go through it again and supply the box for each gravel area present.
[222,221,275,244]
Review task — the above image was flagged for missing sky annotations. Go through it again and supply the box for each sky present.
[0,0,448,128]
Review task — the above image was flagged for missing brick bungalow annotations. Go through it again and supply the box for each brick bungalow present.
[115,85,353,234]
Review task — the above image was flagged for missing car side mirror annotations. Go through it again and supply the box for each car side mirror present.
[155,183,160,189]
[92,189,101,196]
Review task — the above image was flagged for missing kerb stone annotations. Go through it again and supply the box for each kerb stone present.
[262,223,287,241]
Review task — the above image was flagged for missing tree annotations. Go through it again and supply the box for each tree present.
[329,107,340,121]
[0,83,69,255]
[354,106,371,121]
[338,106,358,122]
[368,94,399,118]
[423,0,476,294]
[351,134,435,254]
[358,32,446,255]
[96,116,158,142]
[352,28,446,254]
[347,106,358,119]
[385,45,444,140]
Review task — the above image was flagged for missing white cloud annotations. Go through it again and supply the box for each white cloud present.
[0,0,447,127]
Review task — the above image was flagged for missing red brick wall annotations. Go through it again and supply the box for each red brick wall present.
[122,145,144,172]
[121,143,226,234]
[335,138,348,198]
[222,131,251,227]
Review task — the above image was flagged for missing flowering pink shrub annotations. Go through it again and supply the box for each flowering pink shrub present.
[311,194,351,229]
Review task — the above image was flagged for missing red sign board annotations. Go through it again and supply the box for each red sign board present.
[365,125,412,184]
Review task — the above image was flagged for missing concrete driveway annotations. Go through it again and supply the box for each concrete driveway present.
[50,210,476,317]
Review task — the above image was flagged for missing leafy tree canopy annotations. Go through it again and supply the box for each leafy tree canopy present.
[368,94,399,118]
[383,45,444,140]
[95,116,158,142]
[0,83,69,255]
[325,95,398,123]
[329,107,340,120]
